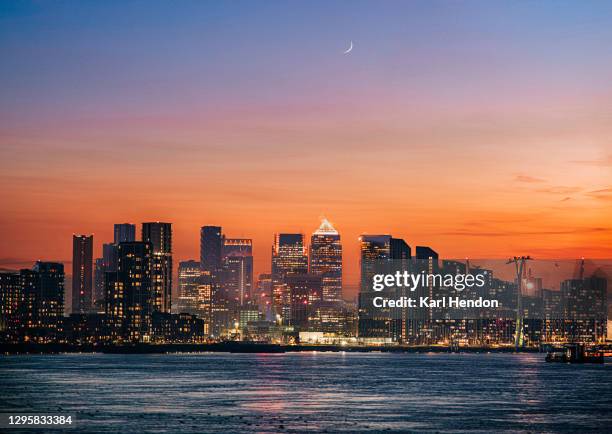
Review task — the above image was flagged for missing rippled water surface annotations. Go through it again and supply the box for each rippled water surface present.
[1,352,611,433]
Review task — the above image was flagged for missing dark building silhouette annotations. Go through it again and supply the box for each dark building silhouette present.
[114,223,136,243]
[200,226,223,274]
[415,246,438,261]
[103,243,118,272]
[105,242,153,343]
[285,274,322,331]
[93,257,105,310]
[142,222,172,313]
[72,234,93,314]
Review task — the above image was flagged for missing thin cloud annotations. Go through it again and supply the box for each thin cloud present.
[514,175,546,183]
[571,155,612,167]
[536,186,582,195]
[586,187,612,201]
[441,227,610,237]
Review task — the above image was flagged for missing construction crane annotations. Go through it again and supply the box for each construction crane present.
[506,256,533,351]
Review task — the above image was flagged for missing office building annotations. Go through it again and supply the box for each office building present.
[285,274,322,331]
[309,219,342,302]
[177,260,201,314]
[222,238,253,306]
[271,233,308,322]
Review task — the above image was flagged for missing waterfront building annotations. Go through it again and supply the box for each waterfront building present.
[22,262,65,343]
[0,271,22,341]
[105,242,153,343]
[561,276,607,342]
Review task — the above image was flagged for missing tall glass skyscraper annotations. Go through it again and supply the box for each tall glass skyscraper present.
[72,234,93,314]
[309,219,342,302]
[222,239,253,306]
[271,233,308,322]
[142,222,172,313]
[177,260,201,314]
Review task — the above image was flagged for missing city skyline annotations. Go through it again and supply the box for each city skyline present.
[1,3,611,433]
[3,218,611,304]
[1,1,611,287]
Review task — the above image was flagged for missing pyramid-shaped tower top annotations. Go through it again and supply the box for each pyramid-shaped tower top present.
[314,218,338,235]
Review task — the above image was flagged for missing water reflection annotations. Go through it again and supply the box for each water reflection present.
[1,353,610,433]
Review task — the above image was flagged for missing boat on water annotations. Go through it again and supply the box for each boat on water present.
[545,343,604,364]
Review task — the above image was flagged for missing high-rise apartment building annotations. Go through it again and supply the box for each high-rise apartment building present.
[142,222,172,313]
[114,223,136,243]
[105,242,153,343]
[23,262,65,342]
[72,234,93,314]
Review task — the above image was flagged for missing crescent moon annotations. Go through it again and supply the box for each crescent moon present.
[343,41,353,54]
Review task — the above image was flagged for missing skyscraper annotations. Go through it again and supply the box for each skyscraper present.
[0,271,22,341]
[105,242,153,343]
[142,222,172,313]
[358,235,393,339]
[93,257,105,309]
[200,226,223,274]
[103,243,118,272]
[177,260,201,314]
[114,223,136,243]
[309,219,342,302]
[200,226,225,335]
[72,234,93,314]
[561,276,607,342]
[285,274,323,331]
[222,238,253,306]
[359,235,391,292]
[23,261,65,343]
[271,233,308,322]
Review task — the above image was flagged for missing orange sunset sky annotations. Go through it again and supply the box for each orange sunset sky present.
[1,2,611,296]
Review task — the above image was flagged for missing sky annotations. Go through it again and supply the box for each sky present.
[1,1,611,297]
